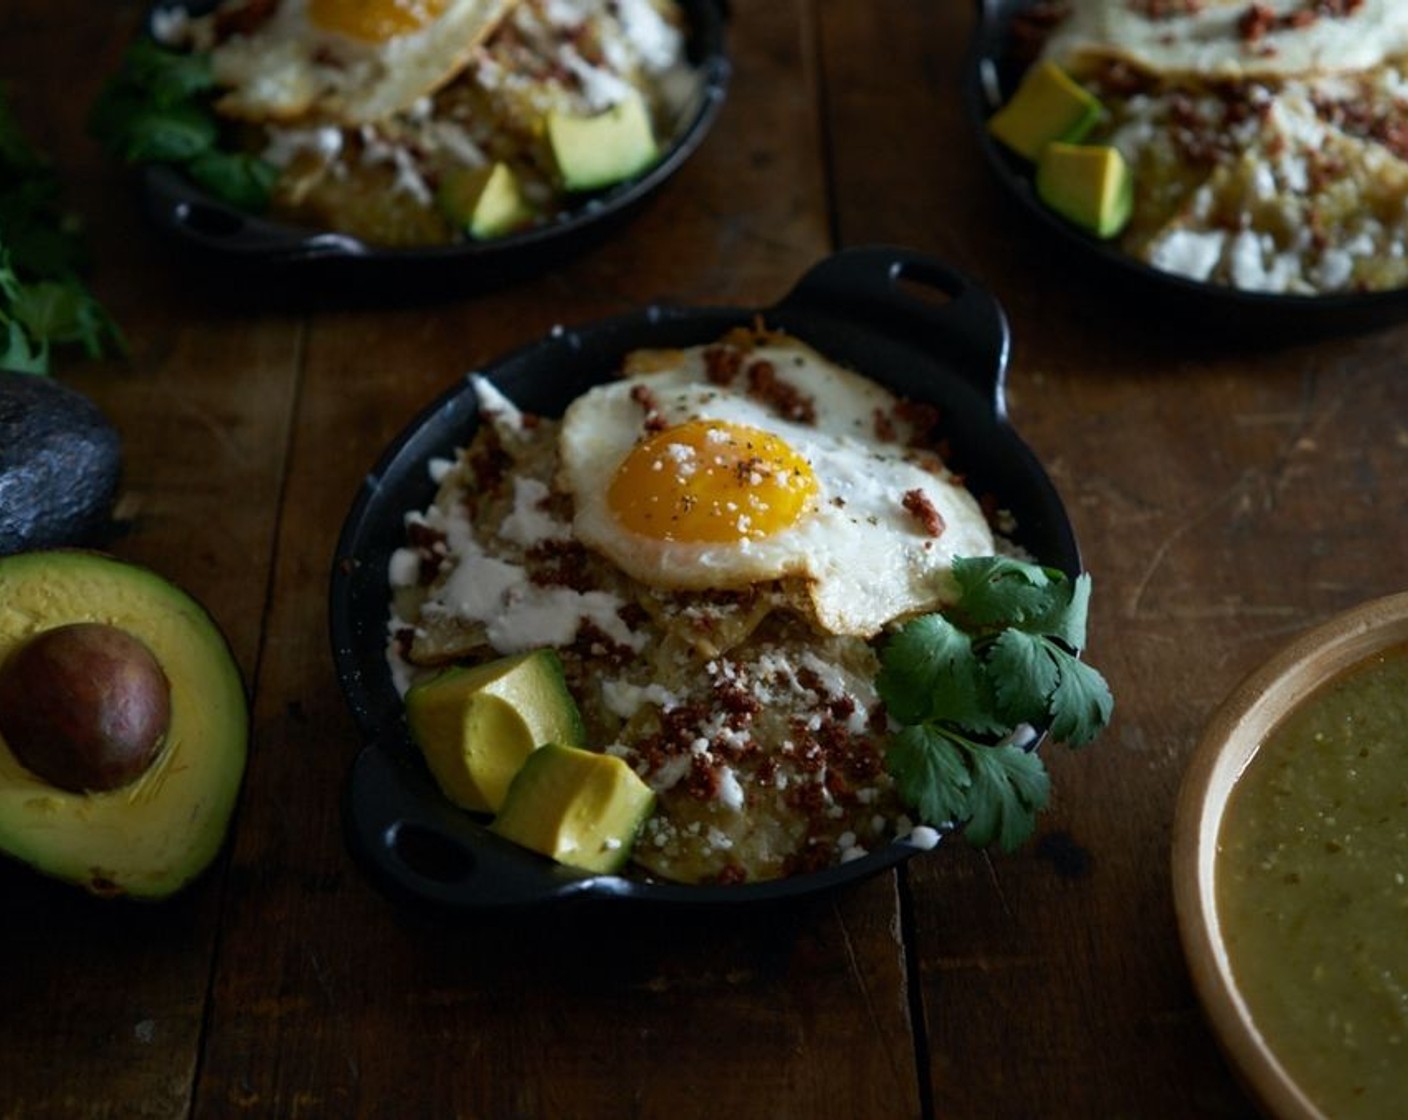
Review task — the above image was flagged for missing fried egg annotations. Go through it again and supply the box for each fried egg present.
[557,339,996,638]
[1045,0,1408,81]
[207,0,519,124]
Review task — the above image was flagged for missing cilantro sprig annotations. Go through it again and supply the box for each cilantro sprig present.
[0,89,123,375]
[878,556,1114,852]
[89,38,276,212]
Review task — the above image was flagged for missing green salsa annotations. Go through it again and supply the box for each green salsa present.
[1216,643,1408,1118]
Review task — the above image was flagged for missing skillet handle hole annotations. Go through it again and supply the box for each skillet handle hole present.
[387,822,476,884]
[174,201,246,239]
[892,261,960,309]
[889,277,957,315]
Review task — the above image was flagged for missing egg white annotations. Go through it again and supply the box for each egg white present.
[207,0,518,124]
[1045,0,1408,81]
[557,345,997,638]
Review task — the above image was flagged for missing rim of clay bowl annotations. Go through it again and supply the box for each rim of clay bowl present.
[1171,590,1408,1119]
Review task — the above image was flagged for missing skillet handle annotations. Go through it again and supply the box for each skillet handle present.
[778,245,1011,420]
[343,744,612,910]
[141,168,366,261]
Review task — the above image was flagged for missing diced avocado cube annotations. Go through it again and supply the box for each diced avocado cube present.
[438,161,533,239]
[491,743,656,874]
[987,61,1102,162]
[405,650,585,814]
[1036,142,1133,239]
[547,89,659,193]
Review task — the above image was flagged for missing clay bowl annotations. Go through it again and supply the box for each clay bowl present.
[1172,591,1408,1118]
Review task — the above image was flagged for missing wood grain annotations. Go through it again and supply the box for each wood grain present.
[818,2,1408,1116]
[186,4,917,1118]
[0,3,300,1117]
[4,0,1407,1117]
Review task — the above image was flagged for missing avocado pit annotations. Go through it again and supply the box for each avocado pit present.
[0,622,171,793]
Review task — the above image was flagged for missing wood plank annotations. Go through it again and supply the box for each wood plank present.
[818,1,1408,1116]
[0,2,304,1116]
[191,4,921,1117]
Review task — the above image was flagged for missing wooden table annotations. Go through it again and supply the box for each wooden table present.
[4,2,1407,1116]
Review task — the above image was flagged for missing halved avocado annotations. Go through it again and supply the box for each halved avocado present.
[0,550,247,898]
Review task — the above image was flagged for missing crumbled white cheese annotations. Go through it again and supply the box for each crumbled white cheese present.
[562,49,635,110]
[1149,229,1225,283]
[472,374,526,434]
[150,7,193,46]
[1315,248,1355,291]
[908,825,942,851]
[705,826,734,852]
[387,547,421,589]
[616,0,685,72]
[1228,229,1301,294]
[357,125,432,204]
[600,679,681,719]
[262,126,344,168]
[428,456,455,484]
[649,754,691,793]
[716,766,745,812]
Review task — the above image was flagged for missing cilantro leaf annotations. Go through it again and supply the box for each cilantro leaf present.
[12,280,82,339]
[1047,652,1115,747]
[963,743,1050,851]
[886,724,972,829]
[951,555,1060,630]
[2,216,86,280]
[878,555,1113,852]
[0,92,122,375]
[1044,570,1092,650]
[89,38,273,214]
[123,37,214,105]
[987,628,1063,727]
[12,278,123,359]
[0,252,19,303]
[877,614,980,726]
[0,316,47,374]
[187,148,277,211]
[111,102,217,164]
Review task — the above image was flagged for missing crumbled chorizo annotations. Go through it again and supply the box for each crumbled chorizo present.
[746,359,816,425]
[902,488,946,537]
[703,344,744,385]
[629,382,667,432]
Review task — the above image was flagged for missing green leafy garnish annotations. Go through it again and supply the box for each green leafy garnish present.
[89,37,275,212]
[0,89,123,375]
[879,555,1114,851]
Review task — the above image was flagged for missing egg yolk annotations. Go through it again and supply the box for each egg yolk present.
[607,420,818,543]
[308,0,447,41]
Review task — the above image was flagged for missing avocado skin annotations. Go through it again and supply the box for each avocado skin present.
[0,371,121,556]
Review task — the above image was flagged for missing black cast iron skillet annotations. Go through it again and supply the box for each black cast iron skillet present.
[329,245,1081,911]
[965,0,1408,336]
[139,0,730,293]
